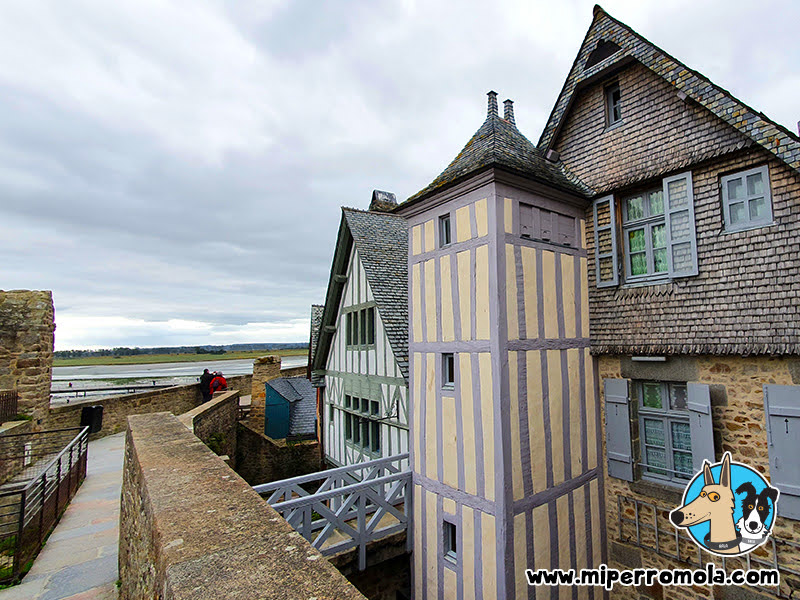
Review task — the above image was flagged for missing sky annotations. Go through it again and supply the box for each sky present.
[2,0,798,350]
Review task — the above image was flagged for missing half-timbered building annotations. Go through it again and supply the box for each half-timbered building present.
[312,192,410,467]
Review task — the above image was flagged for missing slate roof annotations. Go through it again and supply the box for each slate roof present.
[539,5,800,177]
[309,304,324,386]
[404,92,589,205]
[312,207,408,383]
[266,377,317,437]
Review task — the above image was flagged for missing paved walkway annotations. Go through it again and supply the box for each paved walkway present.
[0,433,124,600]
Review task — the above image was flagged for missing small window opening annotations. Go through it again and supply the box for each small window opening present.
[442,353,455,389]
[606,83,622,126]
[439,215,452,247]
[443,521,457,561]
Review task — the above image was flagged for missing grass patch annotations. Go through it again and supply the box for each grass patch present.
[54,348,307,367]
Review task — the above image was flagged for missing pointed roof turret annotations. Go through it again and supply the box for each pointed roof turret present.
[404,91,588,205]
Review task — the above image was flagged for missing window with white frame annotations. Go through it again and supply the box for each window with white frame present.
[343,394,381,454]
[636,381,693,483]
[443,520,457,562]
[622,188,667,280]
[721,165,772,231]
[442,353,455,390]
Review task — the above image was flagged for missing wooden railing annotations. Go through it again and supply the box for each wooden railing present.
[254,454,411,570]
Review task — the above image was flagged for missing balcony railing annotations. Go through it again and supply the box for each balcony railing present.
[254,454,411,570]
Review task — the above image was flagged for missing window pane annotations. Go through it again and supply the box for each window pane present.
[653,249,668,273]
[346,313,352,345]
[344,395,351,409]
[669,384,688,410]
[628,228,645,252]
[651,224,666,249]
[626,196,644,221]
[674,451,693,479]
[747,172,763,196]
[371,421,380,452]
[353,417,360,443]
[367,308,375,344]
[730,202,746,225]
[671,421,691,451]
[643,418,665,446]
[361,398,369,413]
[345,414,352,439]
[649,190,664,216]
[749,197,767,220]
[361,420,370,448]
[642,383,663,409]
[727,178,743,200]
[370,401,379,416]
[645,447,667,476]
[360,310,367,345]
[630,253,647,276]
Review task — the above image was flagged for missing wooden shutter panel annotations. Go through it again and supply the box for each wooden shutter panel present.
[687,383,715,472]
[764,385,800,519]
[604,378,633,481]
[593,195,618,287]
[663,172,699,278]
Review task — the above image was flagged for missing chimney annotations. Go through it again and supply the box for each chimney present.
[503,99,515,126]
[487,91,498,118]
[369,190,397,212]
[545,149,561,163]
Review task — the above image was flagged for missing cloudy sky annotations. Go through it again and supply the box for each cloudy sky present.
[2,0,797,350]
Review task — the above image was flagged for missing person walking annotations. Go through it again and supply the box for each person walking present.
[200,368,214,403]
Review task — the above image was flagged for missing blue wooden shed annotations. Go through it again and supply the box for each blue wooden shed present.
[264,377,317,440]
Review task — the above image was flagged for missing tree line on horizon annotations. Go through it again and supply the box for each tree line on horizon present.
[54,342,308,359]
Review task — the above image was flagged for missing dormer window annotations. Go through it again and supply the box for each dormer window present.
[606,82,622,127]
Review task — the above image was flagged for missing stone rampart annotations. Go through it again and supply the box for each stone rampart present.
[119,412,364,600]
[0,290,55,426]
[178,390,239,467]
[47,374,251,440]
[234,420,322,486]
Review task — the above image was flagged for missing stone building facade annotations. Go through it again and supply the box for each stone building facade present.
[0,290,55,426]
[538,6,800,599]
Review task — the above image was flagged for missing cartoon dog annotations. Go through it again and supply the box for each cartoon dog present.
[735,481,779,551]
[669,453,740,554]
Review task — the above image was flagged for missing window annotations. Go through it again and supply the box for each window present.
[329,403,334,422]
[442,353,455,389]
[606,82,622,126]
[345,306,376,347]
[622,188,668,280]
[343,394,382,454]
[592,171,699,287]
[721,165,772,231]
[439,214,452,247]
[443,521,457,562]
[636,381,693,483]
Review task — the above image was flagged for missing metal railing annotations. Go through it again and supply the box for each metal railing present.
[618,494,800,598]
[254,454,411,570]
[0,427,89,584]
[0,391,18,423]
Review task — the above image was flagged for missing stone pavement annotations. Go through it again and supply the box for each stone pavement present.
[0,433,124,600]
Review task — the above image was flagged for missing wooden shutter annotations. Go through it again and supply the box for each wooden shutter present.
[604,378,633,481]
[687,383,715,472]
[764,385,800,519]
[593,195,618,287]
[663,172,699,278]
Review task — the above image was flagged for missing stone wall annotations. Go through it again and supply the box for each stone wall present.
[119,412,364,600]
[234,420,322,486]
[0,419,34,485]
[598,354,800,600]
[249,356,281,429]
[0,290,55,426]
[179,390,239,467]
[46,374,251,440]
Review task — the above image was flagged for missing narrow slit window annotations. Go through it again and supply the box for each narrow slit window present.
[439,214,452,247]
[367,307,375,344]
[346,312,352,345]
[443,521,457,561]
[442,353,455,389]
[606,82,622,126]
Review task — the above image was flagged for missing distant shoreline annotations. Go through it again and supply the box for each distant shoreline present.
[53,348,308,367]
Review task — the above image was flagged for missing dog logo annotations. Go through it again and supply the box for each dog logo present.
[669,452,779,556]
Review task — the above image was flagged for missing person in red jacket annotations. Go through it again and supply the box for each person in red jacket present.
[209,372,227,395]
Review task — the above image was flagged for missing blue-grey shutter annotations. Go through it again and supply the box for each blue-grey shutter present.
[593,195,618,288]
[663,172,699,278]
[687,383,715,472]
[604,378,633,481]
[764,384,800,519]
